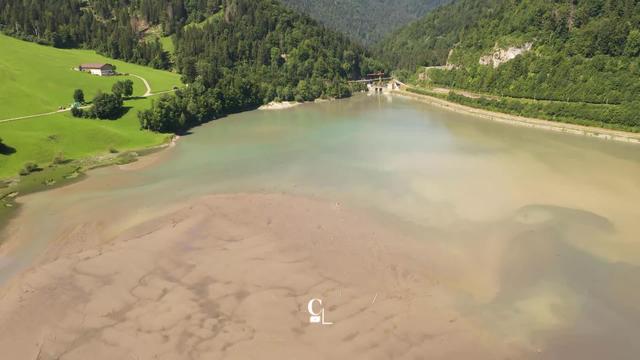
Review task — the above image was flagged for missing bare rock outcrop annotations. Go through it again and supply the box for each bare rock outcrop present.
[479,42,533,68]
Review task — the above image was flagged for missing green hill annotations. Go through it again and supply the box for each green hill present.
[280,0,449,45]
[0,98,168,179]
[0,33,181,178]
[0,34,180,119]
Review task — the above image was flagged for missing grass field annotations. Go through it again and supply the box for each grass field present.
[0,33,181,179]
[0,97,170,178]
[160,36,175,55]
[0,33,181,119]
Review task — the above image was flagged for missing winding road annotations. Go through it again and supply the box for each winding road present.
[129,73,153,97]
[0,109,71,124]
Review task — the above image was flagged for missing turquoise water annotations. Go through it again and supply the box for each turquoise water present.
[3,94,640,358]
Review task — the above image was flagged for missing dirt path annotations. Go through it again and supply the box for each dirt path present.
[0,109,68,124]
[129,74,152,97]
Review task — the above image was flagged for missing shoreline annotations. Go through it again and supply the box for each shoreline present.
[0,134,180,282]
[258,97,337,110]
[394,89,640,145]
[0,135,179,225]
[258,101,302,110]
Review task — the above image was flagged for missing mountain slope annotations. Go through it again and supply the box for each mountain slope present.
[0,0,174,68]
[375,0,500,69]
[280,0,449,45]
[378,0,640,107]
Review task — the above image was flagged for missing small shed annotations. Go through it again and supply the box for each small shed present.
[78,63,115,76]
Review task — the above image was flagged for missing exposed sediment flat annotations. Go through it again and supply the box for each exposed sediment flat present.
[0,193,520,359]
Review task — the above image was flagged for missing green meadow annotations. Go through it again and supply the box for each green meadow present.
[160,36,175,55]
[0,33,181,179]
[0,33,181,119]
[0,98,170,178]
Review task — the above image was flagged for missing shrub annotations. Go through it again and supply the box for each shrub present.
[71,107,84,117]
[73,89,85,103]
[92,92,123,119]
[112,80,134,98]
[52,152,65,165]
[19,162,39,176]
[83,107,97,119]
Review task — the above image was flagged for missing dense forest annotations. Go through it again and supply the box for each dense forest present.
[139,0,383,132]
[378,0,640,107]
[0,0,193,68]
[280,0,449,45]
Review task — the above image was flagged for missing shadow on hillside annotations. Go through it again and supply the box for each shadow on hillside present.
[0,143,16,155]
[119,106,132,118]
[171,112,235,136]
[103,106,132,121]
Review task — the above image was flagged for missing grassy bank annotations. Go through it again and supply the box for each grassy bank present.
[0,97,171,179]
[0,32,183,223]
[0,139,172,232]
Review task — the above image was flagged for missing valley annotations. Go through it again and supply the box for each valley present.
[1,1,640,359]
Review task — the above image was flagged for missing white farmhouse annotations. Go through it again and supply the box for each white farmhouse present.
[78,63,116,76]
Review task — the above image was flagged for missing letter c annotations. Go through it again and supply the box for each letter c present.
[308,298,322,316]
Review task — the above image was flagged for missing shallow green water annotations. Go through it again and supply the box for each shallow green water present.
[3,94,640,358]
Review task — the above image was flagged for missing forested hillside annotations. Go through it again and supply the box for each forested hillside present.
[281,0,449,45]
[375,0,500,69]
[0,0,381,133]
[378,0,640,105]
[138,0,383,132]
[0,0,189,68]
